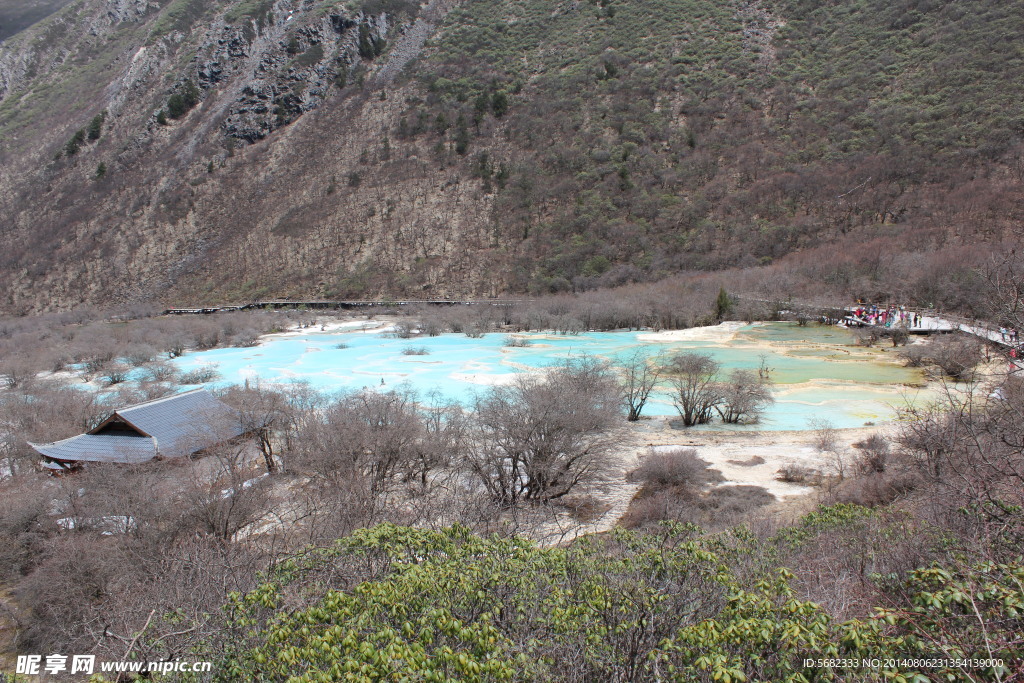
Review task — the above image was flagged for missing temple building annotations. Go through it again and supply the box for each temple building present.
[29,389,245,472]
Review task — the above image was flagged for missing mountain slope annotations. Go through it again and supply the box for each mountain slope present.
[0,0,1021,312]
[0,0,75,42]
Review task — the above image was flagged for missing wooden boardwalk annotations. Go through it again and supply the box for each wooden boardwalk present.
[843,312,1014,348]
[163,299,529,315]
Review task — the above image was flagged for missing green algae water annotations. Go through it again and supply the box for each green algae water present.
[173,321,929,431]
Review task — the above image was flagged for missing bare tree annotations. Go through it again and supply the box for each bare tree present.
[927,335,982,380]
[716,369,774,424]
[467,357,622,507]
[809,417,848,479]
[219,384,293,473]
[181,442,270,543]
[296,387,424,494]
[617,349,663,421]
[664,352,722,426]
[898,375,1024,551]
[0,385,107,478]
[0,354,39,389]
[413,391,466,487]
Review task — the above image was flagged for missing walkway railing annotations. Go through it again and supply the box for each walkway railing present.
[163,299,531,315]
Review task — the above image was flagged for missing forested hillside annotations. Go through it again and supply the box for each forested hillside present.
[0,0,1021,311]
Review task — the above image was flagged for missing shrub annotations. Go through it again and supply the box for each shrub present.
[167,80,201,119]
[401,346,429,355]
[503,335,531,347]
[384,322,414,339]
[629,447,721,488]
[179,365,220,384]
[853,433,889,474]
[927,335,982,380]
[102,364,131,386]
[124,344,157,367]
[830,471,920,507]
[776,464,822,485]
[142,361,177,382]
[698,485,775,516]
[897,344,928,367]
[295,44,324,68]
[232,331,261,348]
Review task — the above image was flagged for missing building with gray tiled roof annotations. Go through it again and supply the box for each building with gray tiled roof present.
[30,389,245,472]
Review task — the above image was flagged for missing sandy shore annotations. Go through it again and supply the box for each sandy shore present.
[636,321,747,343]
[539,417,889,544]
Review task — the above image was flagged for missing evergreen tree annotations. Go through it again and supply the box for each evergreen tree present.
[358,24,376,59]
[167,80,201,119]
[64,129,85,156]
[86,111,106,141]
[434,113,449,135]
[715,287,733,321]
[454,115,470,155]
[491,90,509,118]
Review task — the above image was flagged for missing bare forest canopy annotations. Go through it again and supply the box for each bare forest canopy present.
[0,0,1020,312]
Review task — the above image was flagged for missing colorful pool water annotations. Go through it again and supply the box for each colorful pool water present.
[173,322,930,431]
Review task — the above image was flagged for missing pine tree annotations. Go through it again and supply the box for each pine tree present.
[454,115,470,155]
[358,24,376,59]
[491,90,509,118]
[715,287,733,321]
[64,129,86,156]
[87,111,106,141]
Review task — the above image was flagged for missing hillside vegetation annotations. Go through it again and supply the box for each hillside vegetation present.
[212,519,1022,682]
[0,0,1020,311]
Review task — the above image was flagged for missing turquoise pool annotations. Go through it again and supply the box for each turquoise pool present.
[172,322,930,431]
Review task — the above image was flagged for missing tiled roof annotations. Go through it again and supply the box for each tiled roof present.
[30,433,157,464]
[31,389,244,464]
[114,389,244,456]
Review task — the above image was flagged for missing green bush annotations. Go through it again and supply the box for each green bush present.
[166,80,201,119]
[209,523,1024,681]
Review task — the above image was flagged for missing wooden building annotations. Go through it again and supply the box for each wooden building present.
[30,389,245,472]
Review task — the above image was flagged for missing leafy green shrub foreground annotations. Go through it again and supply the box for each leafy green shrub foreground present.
[210,515,1023,682]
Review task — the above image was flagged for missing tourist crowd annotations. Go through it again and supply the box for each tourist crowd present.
[851,305,922,328]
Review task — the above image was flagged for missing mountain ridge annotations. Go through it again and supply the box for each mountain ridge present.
[0,0,1021,313]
